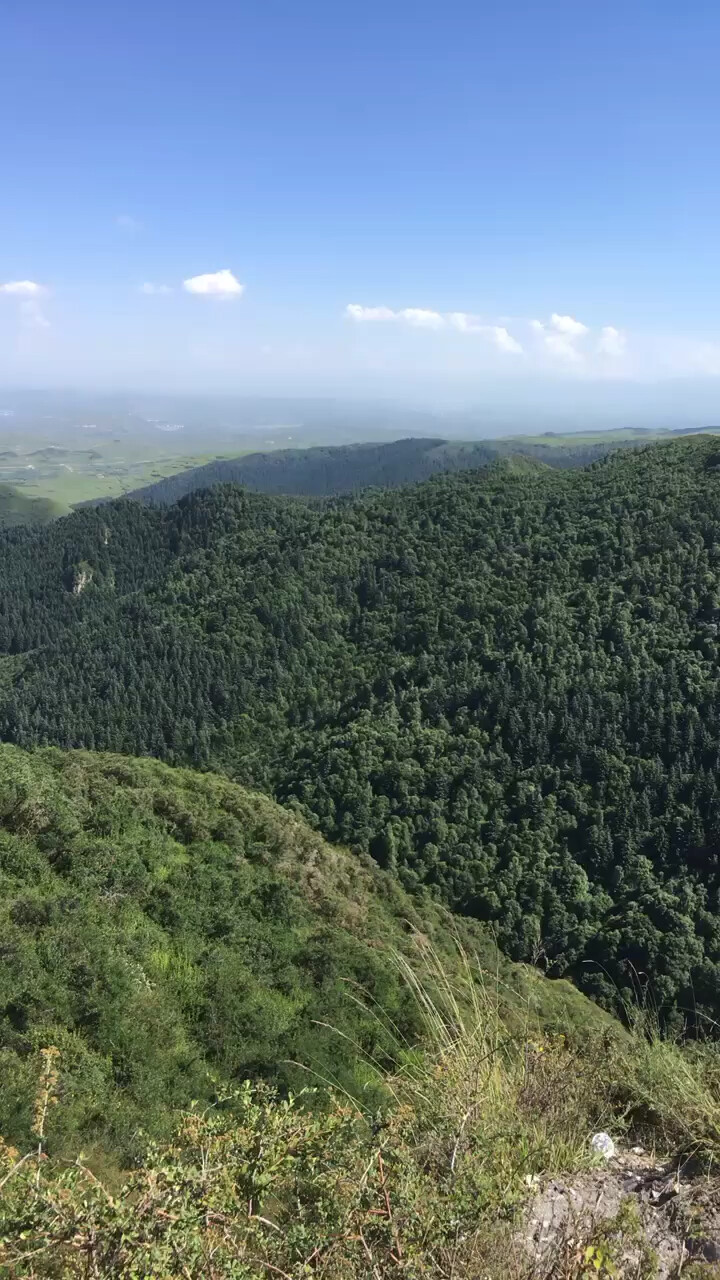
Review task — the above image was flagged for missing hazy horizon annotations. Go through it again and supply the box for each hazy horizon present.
[1,383,720,440]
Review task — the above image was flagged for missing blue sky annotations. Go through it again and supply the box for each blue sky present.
[4,0,720,413]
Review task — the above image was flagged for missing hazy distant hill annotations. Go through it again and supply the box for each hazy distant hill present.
[0,484,68,527]
[121,435,626,505]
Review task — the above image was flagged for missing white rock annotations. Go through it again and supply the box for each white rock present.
[591,1132,616,1159]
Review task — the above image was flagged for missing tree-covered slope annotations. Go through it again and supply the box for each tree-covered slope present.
[120,434,623,506]
[5,439,720,1026]
[127,436,459,502]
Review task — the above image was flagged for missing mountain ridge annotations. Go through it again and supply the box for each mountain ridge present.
[106,433,630,506]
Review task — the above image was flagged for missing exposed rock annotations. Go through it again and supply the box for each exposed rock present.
[520,1149,720,1278]
[72,567,92,594]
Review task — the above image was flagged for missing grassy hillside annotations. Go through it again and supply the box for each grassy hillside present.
[0,744,601,1164]
[5,751,720,1277]
[4,855,720,1276]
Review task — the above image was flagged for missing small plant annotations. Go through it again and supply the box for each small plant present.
[581,1242,619,1277]
[576,1200,658,1279]
[33,1046,61,1145]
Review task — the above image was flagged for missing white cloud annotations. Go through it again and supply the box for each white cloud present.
[183,268,245,299]
[545,333,582,361]
[346,303,524,351]
[531,314,624,364]
[598,325,626,357]
[344,302,638,369]
[346,303,445,329]
[399,307,445,329]
[532,314,588,360]
[549,313,589,338]
[455,318,523,352]
[0,281,50,329]
[116,214,141,232]
[346,304,398,322]
[0,279,47,297]
[448,312,483,333]
[485,325,523,354]
[140,282,172,295]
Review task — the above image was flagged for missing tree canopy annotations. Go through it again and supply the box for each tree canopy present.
[3,438,720,1028]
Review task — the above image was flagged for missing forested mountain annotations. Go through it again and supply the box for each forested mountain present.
[4,438,720,1027]
[121,434,626,505]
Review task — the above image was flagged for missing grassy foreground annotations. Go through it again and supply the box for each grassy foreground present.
[3,947,720,1277]
[2,747,720,1275]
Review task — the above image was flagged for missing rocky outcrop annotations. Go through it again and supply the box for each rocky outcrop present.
[521,1149,720,1278]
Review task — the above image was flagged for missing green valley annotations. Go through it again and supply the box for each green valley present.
[0,438,233,516]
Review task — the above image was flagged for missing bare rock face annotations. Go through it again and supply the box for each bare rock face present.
[72,567,93,595]
[520,1150,720,1278]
